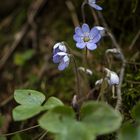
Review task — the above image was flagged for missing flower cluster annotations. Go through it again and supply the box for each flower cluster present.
[73,24,102,50]
[53,42,70,71]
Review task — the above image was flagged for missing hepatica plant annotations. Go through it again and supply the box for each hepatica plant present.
[9,1,125,140]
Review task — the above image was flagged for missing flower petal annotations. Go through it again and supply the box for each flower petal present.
[56,52,67,56]
[53,55,61,63]
[89,3,102,10]
[95,26,105,36]
[82,24,90,33]
[86,42,97,50]
[59,43,67,52]
[58,62,66,71]
[53,43,61,54]
[110,72,119,85]
[76,42,86,49]
[75,27,83,36]
[90,27,101,43]
[53,42,61,50]
[63,55,69,63]
[88,0,96,3]
[73,34,82,42]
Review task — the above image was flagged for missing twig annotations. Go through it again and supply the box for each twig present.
[125,80,140,85]
[66,1,80,27]
[38,131,47,140]
[0,24,29,70]
[125,61,140,66]
[97,11,126,111]
[129,30,140,50]
[0,95,13,108]
[0,0,47,70]
[1,125,39,136]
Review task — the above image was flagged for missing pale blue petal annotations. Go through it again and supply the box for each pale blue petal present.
[59,44,67,52]
[53,42,61,50]
[63,55,69,63]
[82,24,90,33]
[88,0,96,3]
[73,34,82,42]
[58,62,66,71]
[92,34,101,43]
[95,26,105,36]
[90,27,101,43]
[63,55,70,68]
[76,42,86,49]
[75,27,83,36]
[89,3,102,10]
[86,42,97,50]
[90,27,99,37]
[53,55,60,63]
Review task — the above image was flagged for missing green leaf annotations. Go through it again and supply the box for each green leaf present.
[14,89,45,106]
[43,97,64,110]
[39,106,75,133]
[14,49,35,66]
[80,101,122,135]
[131,102,140,124]
[118,123,140,140]
[39,106,95,140]
[13,105,43,121]
[55,122,95,140]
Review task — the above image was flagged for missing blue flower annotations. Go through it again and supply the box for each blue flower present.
[53,42,70,71]
[88,0,102,10]
[73,23,101,50]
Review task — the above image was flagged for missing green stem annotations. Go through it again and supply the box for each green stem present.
[71,55,81,97]
[1,125,39,136]
[81,0,87,23]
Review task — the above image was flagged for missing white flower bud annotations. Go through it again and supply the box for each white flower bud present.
[109,71,119,85]
[95,68,119,86]
[105,48,122,60]
[78,67,93,75]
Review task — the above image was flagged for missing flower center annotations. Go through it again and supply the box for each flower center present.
[83,37,90,42]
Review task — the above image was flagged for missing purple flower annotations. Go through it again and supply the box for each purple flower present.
[53,42,70,71]
[73,23,101,50]
[88,0,103,10]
